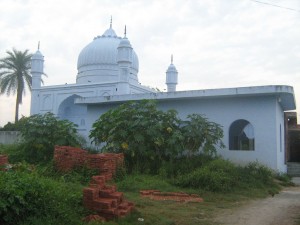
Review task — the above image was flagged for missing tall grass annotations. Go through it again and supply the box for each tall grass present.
[0,144,293,225]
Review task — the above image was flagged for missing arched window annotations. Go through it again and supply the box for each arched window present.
[229,119,255,150]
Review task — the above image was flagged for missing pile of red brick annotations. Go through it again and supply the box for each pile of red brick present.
[54,146,86,171]
[0,154,8,168]
[83,175,134,221]
[140,190,203,203]
[54,146,133,221]
[54,146,124,180]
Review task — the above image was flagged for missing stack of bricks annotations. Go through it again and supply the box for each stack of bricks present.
[54,146,87,171]
[54,146,134,220]
[54,146,124,178]
[0,155,8,167]
[86,153,124,180]
[83,175,134,220]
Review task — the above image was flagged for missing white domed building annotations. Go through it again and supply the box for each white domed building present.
[30,22,297,173]
[31,23,155,134]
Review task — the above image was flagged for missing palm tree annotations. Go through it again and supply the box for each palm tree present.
[0,48,32,123]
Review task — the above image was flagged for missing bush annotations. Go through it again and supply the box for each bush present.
[90,100,184,173]
[0,122,20,131]
[0,169,84,225]
[172,158,281,193]
[18,112,85,164]
[35,161,99,185]
[238,162,275,188]
[0,144,25,163]
[90,100,224,174]
[159,154,216,178]
[174,159,239,192]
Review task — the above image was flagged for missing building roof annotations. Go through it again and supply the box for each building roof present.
[75,85,296,111]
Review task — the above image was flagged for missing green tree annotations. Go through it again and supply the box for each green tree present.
[181,114,225,156]
[0,48,32,123]
[0,122,18,131]
[90,100,224,173]
[18,112,85,163]
[90,100,184,173]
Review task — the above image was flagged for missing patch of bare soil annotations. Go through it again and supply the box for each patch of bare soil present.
[215,186,300,225]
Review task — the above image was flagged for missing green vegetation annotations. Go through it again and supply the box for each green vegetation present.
[90,100,224,173]
[20,112,84,163]
[0,143,291,225]
[0,167,84,225]
[0,100,294,224]
[0,122,20,131]
[0,113,85,164]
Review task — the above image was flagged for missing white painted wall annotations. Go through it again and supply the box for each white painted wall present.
[0,131,21,144]
[156,96,281,171]
[275,100,287,172]
[84,94,286,172]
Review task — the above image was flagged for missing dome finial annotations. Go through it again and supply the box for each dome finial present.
[171,54,173,64]
[110,15,112,28]
[38,41,40,50]
[124,25,127,37]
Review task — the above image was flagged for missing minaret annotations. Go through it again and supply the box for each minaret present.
[166,55,178,92]
[117,26,132,95]
[31,42,44,89]
[30,42,44,115]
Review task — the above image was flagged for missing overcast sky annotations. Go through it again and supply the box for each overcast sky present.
[0,0,299,126]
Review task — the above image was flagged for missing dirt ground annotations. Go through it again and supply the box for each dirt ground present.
[214,178,300,225]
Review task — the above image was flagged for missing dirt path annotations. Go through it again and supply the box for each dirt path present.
[215,179,300,225]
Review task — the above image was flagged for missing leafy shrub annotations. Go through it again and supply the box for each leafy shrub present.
[172,158,282,193]
[90,100,184,173]
[34,161,99,185]
[159,154,216,178]
[240,162,274,186]
[0,169,84,225]
[90,100,224,174]
[0,144,25,163]
[18,112,85,164]
[181,114,225,156]
[174,159,239,192]
[0,122,20,131]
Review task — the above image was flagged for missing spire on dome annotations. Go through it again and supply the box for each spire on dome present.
[171,54,173,64]
[38,41,40,50]
[102,17,118,37]
[124,25,127,37]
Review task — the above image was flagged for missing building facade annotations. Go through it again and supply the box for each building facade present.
[30,23,296,172]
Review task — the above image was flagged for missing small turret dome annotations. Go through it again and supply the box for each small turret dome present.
[76,26,139,84]
[32,49,44,60]
[166,63,177,73]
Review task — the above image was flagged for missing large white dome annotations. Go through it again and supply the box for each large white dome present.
[76,27,139,84]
